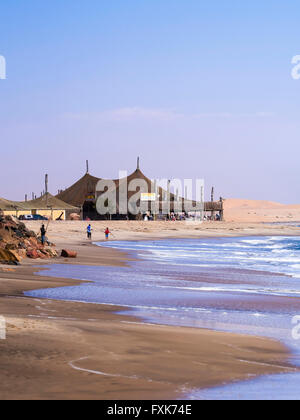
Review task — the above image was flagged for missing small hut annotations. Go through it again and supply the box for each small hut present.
[22,193,79,220]
[0,197,31,218]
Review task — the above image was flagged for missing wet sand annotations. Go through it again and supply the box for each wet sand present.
[0,221,298,400]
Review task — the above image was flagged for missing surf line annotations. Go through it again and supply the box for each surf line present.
[68,356,173,385]
[68,357,134,378]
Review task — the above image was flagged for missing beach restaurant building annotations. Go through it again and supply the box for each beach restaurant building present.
[56,161,224,221]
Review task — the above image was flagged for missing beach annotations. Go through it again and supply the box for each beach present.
[2,0,300,403]
[1,220,300,400]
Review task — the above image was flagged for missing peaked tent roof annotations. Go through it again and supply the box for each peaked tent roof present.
[56,169,164,206]
[56,167,182,209]
[56,173,101,207]
[98,168,182,212]
[114,168,163,196]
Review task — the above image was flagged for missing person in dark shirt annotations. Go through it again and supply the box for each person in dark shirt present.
[40,224,46,246]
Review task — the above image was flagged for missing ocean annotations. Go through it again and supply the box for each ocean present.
[26,236,300,399]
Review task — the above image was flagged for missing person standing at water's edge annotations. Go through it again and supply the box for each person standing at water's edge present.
[105,227,110,240]
[87,224,92,240]
[40,224,46,246]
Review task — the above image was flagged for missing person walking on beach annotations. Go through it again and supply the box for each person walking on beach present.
[105,227,110,240]
[40,224,46,246]
[87,224,92,240]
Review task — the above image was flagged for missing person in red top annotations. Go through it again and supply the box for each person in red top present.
[105,227,110,240]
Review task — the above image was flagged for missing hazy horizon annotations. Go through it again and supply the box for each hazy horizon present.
[1,1,299,204]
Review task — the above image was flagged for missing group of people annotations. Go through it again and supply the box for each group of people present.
[38,224,112,249]
[203,213,221,221]
[87,224,111,241]
[39,213,221,248]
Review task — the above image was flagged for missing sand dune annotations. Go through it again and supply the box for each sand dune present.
[224,199,300,223]
[224,199,284,209]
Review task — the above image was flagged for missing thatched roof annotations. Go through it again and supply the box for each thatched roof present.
[54,166,210,215]
[56,173,100,207]
[115,168,165,199]
[56,168,188,211]
[23,193,78,210]
[1,192,77,212]
[0,197,28,211]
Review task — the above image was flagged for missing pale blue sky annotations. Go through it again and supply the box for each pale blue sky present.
[0,1,299,202]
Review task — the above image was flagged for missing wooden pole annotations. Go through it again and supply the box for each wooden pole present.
[167,180,171,218]
[211,187,215,220]
[45,174,48,207]
[201,185,204,221]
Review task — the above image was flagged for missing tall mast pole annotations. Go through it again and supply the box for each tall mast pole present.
[45,174,49,207]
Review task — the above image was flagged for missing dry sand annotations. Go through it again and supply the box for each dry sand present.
[24,219,300,247]
[0,220,299,400]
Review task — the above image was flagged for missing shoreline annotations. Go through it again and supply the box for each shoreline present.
[0,222,299,399]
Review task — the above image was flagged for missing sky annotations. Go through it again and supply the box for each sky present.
[0,0,300,203]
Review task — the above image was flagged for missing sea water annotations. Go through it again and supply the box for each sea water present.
[26,236,300,399]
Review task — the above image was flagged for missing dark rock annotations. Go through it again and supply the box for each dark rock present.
[0,248,20,264]
[61,249,77,258]
[26,249,39,259]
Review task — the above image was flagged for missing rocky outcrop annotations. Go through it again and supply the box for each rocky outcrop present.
[0,215,58,264]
